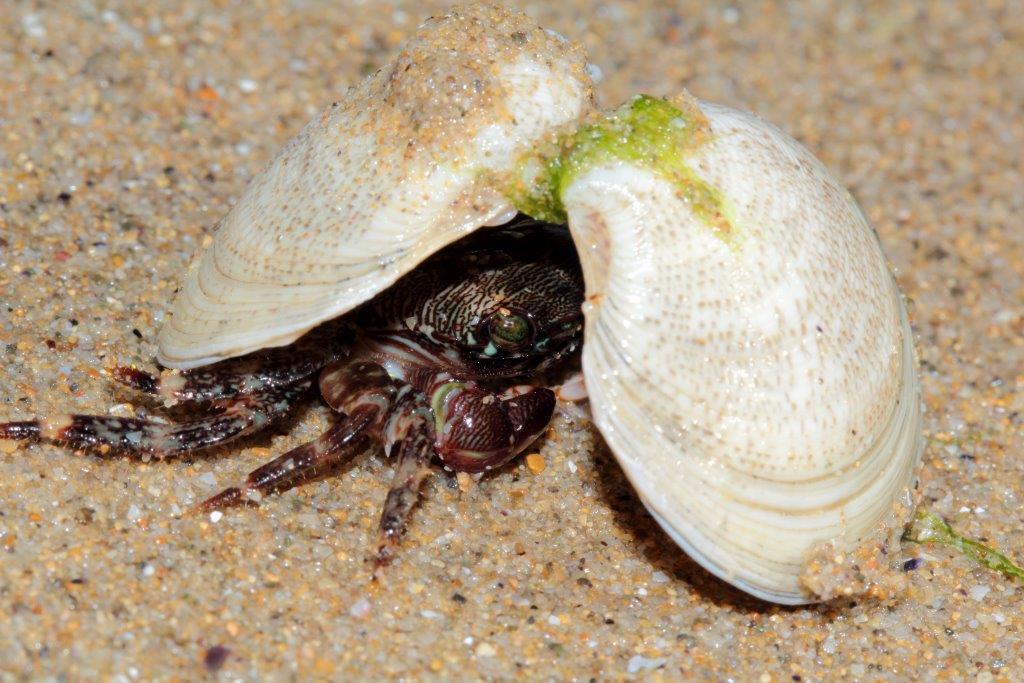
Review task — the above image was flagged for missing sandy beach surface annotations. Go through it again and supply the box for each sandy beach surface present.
[1,1,1021,680]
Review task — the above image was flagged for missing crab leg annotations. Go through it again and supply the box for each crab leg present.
[194,405,378,511]
[0,383,309,458]
[195,359,400,511]
[113,329,347,404]
[375,387,436,568]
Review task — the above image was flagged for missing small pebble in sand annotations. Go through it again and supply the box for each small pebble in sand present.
[525,453,546,474]
[969,584,991,602]
[203,645,231,672]
[349,599,371,619]
[627,654,667,673]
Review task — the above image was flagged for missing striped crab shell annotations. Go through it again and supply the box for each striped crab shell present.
[157,5,923,604]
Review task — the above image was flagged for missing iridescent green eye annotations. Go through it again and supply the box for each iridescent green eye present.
[488,309,532,348]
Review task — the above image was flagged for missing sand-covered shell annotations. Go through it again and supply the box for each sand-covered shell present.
[520,94,924,603]
[157,5,593,368]
[155,5,923,604]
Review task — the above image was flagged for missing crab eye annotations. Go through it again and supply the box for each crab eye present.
[487,309,532,349]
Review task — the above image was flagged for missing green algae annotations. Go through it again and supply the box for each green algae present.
[903,509,1024,583]
[509,94,733,235]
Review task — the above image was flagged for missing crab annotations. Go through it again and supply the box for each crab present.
[0,218,584,565]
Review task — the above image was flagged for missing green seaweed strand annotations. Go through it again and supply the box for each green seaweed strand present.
[903,509,1024,582]
[510,94,732,235]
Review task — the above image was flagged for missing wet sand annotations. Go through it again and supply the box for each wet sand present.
[1,1,1021,680]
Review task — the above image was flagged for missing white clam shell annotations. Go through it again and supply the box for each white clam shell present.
[157,6,593,368]
[560,100,923,603]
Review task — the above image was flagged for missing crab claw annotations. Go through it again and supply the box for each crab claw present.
[432,383,555,473]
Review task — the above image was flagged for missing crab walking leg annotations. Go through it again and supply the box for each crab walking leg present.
[375,387,436,569]
[113,328,348,403]
[0,383,309,457]
[195,359,400,511]
[0,421,39,441]
[194,405,378,512]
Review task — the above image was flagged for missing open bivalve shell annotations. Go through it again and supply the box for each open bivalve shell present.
[156,6,923,604]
